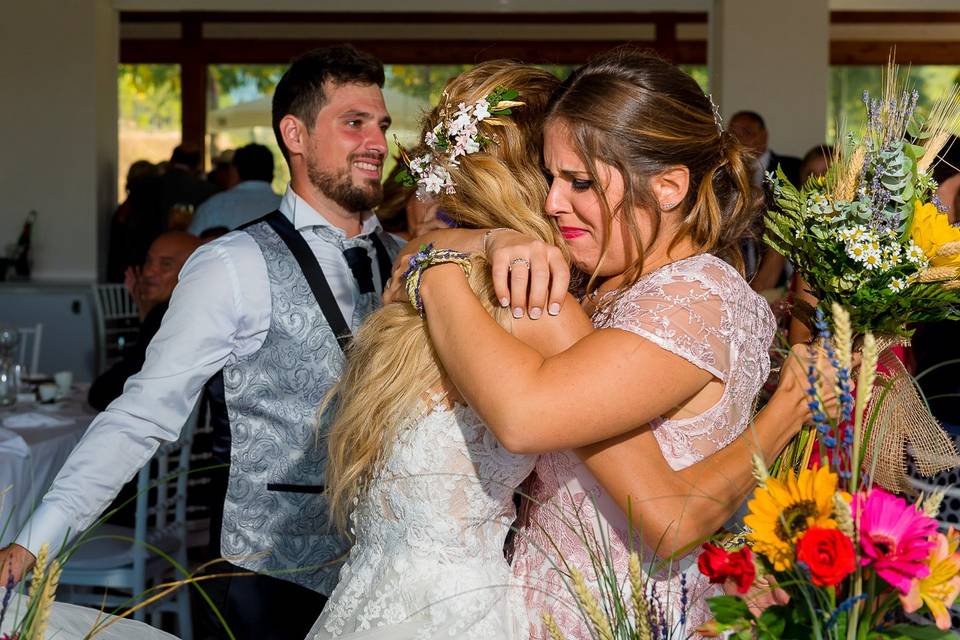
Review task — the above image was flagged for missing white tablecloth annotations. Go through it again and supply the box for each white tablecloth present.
[0,386,94,546]
[1,588,179,640]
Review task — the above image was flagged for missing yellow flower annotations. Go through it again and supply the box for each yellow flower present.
[744,466,840,570]
[901,528,960,630]
[911,201,960,268]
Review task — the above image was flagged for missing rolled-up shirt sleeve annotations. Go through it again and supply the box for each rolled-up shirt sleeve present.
[16,233,269,557]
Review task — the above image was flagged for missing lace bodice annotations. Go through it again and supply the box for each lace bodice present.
[594,253,775,467]
[512,254,776,639]
[310,403,536,639]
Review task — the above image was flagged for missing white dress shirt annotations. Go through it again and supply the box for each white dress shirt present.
[17,185,387,556]
[187,180,282,235]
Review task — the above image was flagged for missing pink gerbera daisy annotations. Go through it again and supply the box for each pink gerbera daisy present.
[855,487,938,594]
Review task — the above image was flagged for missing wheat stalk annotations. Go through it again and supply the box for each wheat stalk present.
[936,241,960,258]
[570,567,614,640]
[917,266,960,282]
[831,303,854,375]
[833,494,855,538]
[542,612,566,640]
[628,552,653,640]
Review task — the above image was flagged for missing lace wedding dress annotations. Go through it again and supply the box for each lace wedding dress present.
[511,254,777,639]
[307,402,536,639]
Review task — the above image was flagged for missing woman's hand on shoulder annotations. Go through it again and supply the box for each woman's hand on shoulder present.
[485,229,569,320]
[382,228,571,318]
[382,229,482,304]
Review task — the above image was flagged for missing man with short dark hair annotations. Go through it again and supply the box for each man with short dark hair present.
[729,110,802,288]
[729,110,802,186]
[1,45,399,639]
[189,143,281,234]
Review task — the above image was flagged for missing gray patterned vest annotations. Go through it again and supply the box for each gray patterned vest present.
[220,217,398,594]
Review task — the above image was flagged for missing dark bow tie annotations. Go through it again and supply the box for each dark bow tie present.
[343,244,375,294]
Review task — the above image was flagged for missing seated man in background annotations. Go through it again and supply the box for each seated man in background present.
[88,231,202,411]
[188,143,281,235]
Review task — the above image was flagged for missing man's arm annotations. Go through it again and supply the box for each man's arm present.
[4,235,267,576]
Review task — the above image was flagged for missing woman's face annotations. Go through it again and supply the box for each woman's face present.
[543,120,644,276]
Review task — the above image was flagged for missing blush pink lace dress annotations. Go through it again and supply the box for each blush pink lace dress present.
[511,254,777,639]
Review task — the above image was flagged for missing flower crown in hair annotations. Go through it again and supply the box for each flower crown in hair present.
[396,86,523,199]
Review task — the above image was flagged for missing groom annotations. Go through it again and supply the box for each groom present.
[0,45,397,639]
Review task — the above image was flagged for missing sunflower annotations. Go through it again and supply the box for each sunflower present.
[901,528,960,630]
[744,466,840,571]
[911,201,960,268]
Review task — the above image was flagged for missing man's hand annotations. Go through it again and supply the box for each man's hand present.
[124,266,142,303]
[124,266,148,321]
[0,544,36,586]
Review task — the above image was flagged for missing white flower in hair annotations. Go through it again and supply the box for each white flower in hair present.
[473,99,491,121]
[396,86,523,199]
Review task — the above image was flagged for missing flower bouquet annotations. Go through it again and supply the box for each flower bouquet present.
[764,62,960,491]
[698,306,960,639]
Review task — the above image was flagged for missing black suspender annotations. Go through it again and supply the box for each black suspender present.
[257,210,392,352]
[369,233,394,287]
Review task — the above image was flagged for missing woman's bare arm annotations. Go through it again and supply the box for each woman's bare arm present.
[421,264,717,453]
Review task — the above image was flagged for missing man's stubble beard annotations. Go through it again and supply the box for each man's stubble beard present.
[307,156,383,213]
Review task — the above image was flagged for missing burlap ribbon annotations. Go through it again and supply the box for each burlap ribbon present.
[860,335,960,494]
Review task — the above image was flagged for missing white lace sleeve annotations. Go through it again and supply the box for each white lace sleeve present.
[597,265,730,381]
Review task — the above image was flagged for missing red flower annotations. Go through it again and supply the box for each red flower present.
[697,543,756,593]
[796,527,856,587]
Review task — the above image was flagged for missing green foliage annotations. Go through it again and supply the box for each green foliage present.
[678,65,709,93]
[118,64,181,130]
[869,624,960,639]
[828,66,960,143]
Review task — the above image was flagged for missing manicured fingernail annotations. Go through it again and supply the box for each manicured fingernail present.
[513,307,523,319]
[530,307,542,320]
[548,303,561,316]
[500,297,510,307]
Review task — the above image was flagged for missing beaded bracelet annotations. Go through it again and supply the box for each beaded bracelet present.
[402,243,473,317]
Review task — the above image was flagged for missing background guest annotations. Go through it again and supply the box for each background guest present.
[106,159,158,282]
[126,144,218,268]
[88,231,202,411]
[730,110,802,287]
[189,143,281,235]
[912,136,960,435]
[787,145,835,345]
[208,149,239,192]
[729,110,802,185]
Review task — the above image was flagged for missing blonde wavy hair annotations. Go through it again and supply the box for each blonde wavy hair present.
[324,61,563,534]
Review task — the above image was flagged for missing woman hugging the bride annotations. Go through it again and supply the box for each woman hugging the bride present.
[308,49,833,640]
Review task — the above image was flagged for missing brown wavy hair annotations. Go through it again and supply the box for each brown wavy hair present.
[546,46,761,295]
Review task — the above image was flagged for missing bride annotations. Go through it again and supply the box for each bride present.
[307,61,574,640]
[308,55,830,639]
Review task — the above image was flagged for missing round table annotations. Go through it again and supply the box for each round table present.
[1,588,179,640]
[0,385,95,546]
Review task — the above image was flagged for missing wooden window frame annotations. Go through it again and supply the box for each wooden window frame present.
[119,10,960,158]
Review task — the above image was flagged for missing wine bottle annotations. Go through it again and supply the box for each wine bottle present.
[13,210,37,277]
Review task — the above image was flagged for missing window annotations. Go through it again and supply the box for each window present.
[117,64,181,202]
[828,65,960,143]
